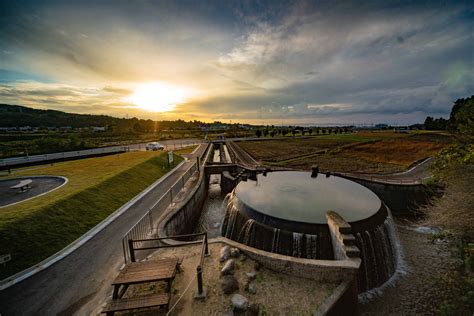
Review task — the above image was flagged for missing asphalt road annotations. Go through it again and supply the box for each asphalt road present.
[0,138,202,169]
[0,144,208,315]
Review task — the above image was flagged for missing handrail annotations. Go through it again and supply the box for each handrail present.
[121,143,211,263]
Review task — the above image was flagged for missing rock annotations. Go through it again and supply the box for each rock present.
[221,259,236,275]
[231,294,249,311]
[220,246,231,263]
[253,261,262,271]
[245,271,257,281]
[221,275,239,294]
[245,283,257,295]
[246,303,260,316]
[230,247,240,258]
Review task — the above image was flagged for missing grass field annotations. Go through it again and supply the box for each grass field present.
[0,151,183,279]
[239,132,454,173]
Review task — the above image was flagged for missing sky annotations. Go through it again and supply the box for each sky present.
[0,0,473,125]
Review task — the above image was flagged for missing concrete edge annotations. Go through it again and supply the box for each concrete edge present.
[156,144,214,243]
[0,159,187,291]
[0,176,69,209]
[215,237,360,272]
[313,280,354,316]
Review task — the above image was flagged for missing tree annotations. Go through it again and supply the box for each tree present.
[301,129,306,136]
[308,128,313,135]
[263,129,269,137]
[448,96,474,138]
[270,131,275,137]
[291,129,296,136]
[255,130,262,138]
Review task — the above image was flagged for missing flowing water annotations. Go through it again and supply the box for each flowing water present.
[222,186,404,294]
[194,146,228,237]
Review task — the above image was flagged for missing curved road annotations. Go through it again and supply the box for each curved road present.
[0,138,202,170]
[0,144,208,315]
[339,158,433,184]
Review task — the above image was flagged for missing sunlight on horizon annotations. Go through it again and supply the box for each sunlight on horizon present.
[126,82,190,112]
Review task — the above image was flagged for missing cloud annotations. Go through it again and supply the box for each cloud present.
[0,0,473,124]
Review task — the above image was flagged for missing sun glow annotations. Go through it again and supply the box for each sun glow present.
[128,82,189,112]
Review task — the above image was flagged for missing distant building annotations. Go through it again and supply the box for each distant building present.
[92,126,107,132]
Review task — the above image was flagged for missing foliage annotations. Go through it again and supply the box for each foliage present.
[255,130,262,138]
[424,95,473,134]
[425,144,474,239]
[448,95,474,138]
[425,116,449,130]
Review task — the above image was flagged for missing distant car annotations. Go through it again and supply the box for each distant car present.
[146,142,165,151]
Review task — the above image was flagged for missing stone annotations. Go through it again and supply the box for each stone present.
[220,246,231,263]
[221,259,236,275]
[245,283,257,295]
[231,294,249,311]
[230,247,240,258]
[221,275,239,294]
[247,303,260,316]
[253,261,262,271]
[245,271,257,281]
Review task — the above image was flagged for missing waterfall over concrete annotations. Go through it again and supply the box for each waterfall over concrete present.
[220,170,403,293]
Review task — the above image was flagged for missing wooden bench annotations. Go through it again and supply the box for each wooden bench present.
[10,179,32,192]
[102,293,170,315]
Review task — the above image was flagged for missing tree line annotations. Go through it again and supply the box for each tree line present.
[254,126,351,138]
[424,96,473,136]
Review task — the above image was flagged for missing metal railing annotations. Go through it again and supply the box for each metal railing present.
[121,143,212,263]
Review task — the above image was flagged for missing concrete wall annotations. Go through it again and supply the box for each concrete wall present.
[315,280,359,316]
[340,176,436,216]
[221,171,237,194]
[326,211,360,260]
[158,144,213,238]
[214,237,360,283]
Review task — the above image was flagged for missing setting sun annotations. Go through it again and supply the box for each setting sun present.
[128,82,188,112]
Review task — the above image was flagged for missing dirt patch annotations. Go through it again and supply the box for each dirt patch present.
[257,136,452,173]
[238,138,355,162]
[117,243,337,315]
[342,138,448,167]
[359,219,462,315]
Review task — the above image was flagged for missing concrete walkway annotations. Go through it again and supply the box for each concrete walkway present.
[0,144,208,315]
[338,158,433,185]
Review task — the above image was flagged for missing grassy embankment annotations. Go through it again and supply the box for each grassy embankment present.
[239,132,454,173]
[0,151,183,279]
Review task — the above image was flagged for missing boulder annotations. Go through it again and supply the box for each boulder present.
[220,246,231,263]
[245,283,257,295]
[221,259,236,275]
[253,261,262,271]
[221,275,239,294]
[247,303,260,316]
[231,294,249,311]
[230,247,240,258]
[245,271,257,281]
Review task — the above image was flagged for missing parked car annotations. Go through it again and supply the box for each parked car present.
[146,142,165,151]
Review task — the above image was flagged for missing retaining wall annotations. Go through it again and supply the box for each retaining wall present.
[158,144,213,237]
[340,176,436,216]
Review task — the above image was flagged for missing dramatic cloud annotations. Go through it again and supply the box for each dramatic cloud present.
[0,0,472,124]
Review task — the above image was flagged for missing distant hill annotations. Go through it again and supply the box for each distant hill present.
[0,104,123,128]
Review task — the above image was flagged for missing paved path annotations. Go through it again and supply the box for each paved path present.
[0,138,202,169]
[0,144,208,315]
[338,158,433,185]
